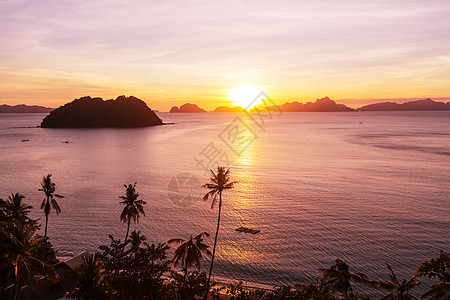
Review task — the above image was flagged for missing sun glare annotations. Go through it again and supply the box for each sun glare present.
[227,86,265,109]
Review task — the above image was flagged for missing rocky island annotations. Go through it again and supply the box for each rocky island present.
[41,95,163,128]
[169,103,206,113]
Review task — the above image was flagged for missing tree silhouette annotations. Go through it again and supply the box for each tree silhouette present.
[69,253,107,299]
[378,263,420,300]
[130,229,147,255]
[119,183,146,241]
[168,232,212,279]
[2,193,32,223]
[320,258,372,299]
[38,174,64,237]
[1,222,58,300]
[202,167,236,299]
[415,251,450,300]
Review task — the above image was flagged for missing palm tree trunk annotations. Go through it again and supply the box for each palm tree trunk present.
[184,256,189,279]
[44,214,48,237]
[13,259,19,300]
[204,191,222,300]
[125,218,131,241]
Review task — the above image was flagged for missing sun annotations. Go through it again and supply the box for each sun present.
[227,86,265,109]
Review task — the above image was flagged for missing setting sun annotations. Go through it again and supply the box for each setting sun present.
[227,87,265,109]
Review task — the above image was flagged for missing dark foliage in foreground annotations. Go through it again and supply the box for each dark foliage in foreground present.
[415,251,450,300]
[319,259,374,299]
[1,173,448,300]
[0,193,58,300]
[96,235,170,299]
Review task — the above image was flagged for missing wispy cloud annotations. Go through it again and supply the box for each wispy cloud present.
[1,0,450,109]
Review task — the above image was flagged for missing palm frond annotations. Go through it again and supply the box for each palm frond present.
[386,263,400,286]
[168,238,185,244]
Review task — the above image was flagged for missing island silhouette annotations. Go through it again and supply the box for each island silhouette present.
[170,103,206,113]
[213,106,247,112]
[41,95,163,128]
[256,97,354,112]
[357,98,450,111]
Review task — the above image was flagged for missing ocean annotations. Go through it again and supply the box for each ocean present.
[0,111,449,295]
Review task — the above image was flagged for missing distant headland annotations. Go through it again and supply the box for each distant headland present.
[213,97,449,113]
[260,96,354,112]
[0,104,53,113]
[357,98,450,111]
[170,103,206,113]
[41,95,163,128]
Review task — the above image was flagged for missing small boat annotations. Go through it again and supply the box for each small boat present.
[21,139,29,142]
[235,226,260,234]
[62,141,71,144]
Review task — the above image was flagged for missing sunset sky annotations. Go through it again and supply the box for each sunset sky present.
[1,0,450,111]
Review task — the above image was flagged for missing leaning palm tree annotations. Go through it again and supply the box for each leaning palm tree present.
[378,263,420,300]
[119,183,146,241]
[38,174,64,237]
[320,258,372,300]
[202,167,236,299]
[168,232,212,279]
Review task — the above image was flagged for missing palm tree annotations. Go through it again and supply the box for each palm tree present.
[1,222,58,300]
[168,232,212,279]
[38,174,64,237]
[119,183,146,241]
[69,253,107,299]
[320,258,372,299]
[129,229,147,254]
[2,193,32,223]
[202,167,236,299]
[378,263,420,300]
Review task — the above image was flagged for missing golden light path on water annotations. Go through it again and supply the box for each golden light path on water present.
[218,123,267,266]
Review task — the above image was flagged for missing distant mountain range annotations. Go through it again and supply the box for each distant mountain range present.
[260,97,354,112]
[0,104,53,113]
[213,97,450,112]
[2,98,449,114]
[357,98,450,111]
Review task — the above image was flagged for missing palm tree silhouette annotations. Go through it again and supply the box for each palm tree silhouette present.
[202,167,236,299]
[168,232,212,279]
[38,174,64,237]
[119,183,146,241]
[2,193,32,222]
[3,223,58,300]
[320,258,372,299]
[378,263,420,300]
[69,253,107,299]
[129,229,147,254]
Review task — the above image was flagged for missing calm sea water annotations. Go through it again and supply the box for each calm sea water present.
[0,112,449,295]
